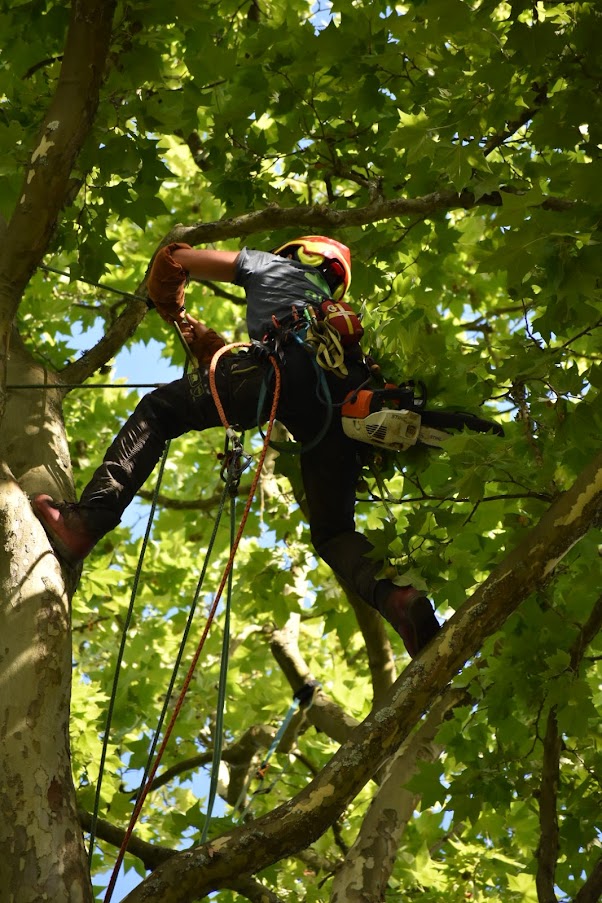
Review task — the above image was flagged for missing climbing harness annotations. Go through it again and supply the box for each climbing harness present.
[255,344,334,455]
[252,312,338,454]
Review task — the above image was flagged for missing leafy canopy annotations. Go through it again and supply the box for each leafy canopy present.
[2,0,601,899]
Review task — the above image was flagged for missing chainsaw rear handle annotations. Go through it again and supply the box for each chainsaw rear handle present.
[341,381,427,419]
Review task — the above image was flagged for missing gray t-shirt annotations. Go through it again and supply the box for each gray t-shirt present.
[234,248,332,340]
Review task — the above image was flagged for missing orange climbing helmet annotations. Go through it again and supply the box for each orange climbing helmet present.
[272,235,352,301]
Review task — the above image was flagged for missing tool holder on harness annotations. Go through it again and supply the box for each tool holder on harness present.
[264,300,359,380]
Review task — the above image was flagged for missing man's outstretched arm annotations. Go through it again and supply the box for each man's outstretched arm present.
[147,243,240,323]
[172,246,239,283]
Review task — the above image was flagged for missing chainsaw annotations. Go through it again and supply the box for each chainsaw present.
[341,382,504,452]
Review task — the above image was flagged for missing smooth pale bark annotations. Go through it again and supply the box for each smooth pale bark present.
[120,449,602,903]
[0,349,89,901]
[330,688,464,902]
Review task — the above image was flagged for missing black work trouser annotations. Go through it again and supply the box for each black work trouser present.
[80,343,389,607]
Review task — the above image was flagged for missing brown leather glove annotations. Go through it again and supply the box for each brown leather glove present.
[179,315,229,367]
[190,328,228,367]
[147,242,192,322]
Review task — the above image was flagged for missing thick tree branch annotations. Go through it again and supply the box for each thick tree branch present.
[573,854,602,903]
[121,448,602,903]
[331,686,465,902]
[0,0,116,324]
[172,190,572,249]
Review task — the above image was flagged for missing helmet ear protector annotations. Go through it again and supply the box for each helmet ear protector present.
[272,235,352,300]
[321,258,347,300]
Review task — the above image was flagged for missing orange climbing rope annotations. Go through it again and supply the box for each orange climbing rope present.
[104,346,281,902]
[207,342,253,428]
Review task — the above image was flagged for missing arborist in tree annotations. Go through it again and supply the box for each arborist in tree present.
[33,237,442,657]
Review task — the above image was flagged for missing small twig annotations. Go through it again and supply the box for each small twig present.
[359,490,554,506]
[23,54,64,79]
[462,499,480,526]
[553,316,602,353]
[483,83,548,157]
[522,299,545,349]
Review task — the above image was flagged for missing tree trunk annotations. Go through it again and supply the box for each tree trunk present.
[330,688,463,902]
[0,341,92,902]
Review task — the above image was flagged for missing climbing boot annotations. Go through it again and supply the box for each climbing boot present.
[32,495,100,565]
[377,586,441,657]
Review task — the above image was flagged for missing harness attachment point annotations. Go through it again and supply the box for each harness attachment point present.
[218,431,252,494]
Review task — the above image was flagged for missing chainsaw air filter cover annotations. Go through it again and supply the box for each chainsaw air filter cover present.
[342,408,422,451]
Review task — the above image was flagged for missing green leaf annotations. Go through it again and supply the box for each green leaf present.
[440,144,473,191]
[406,761,447,810]
[5,2,602,899]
